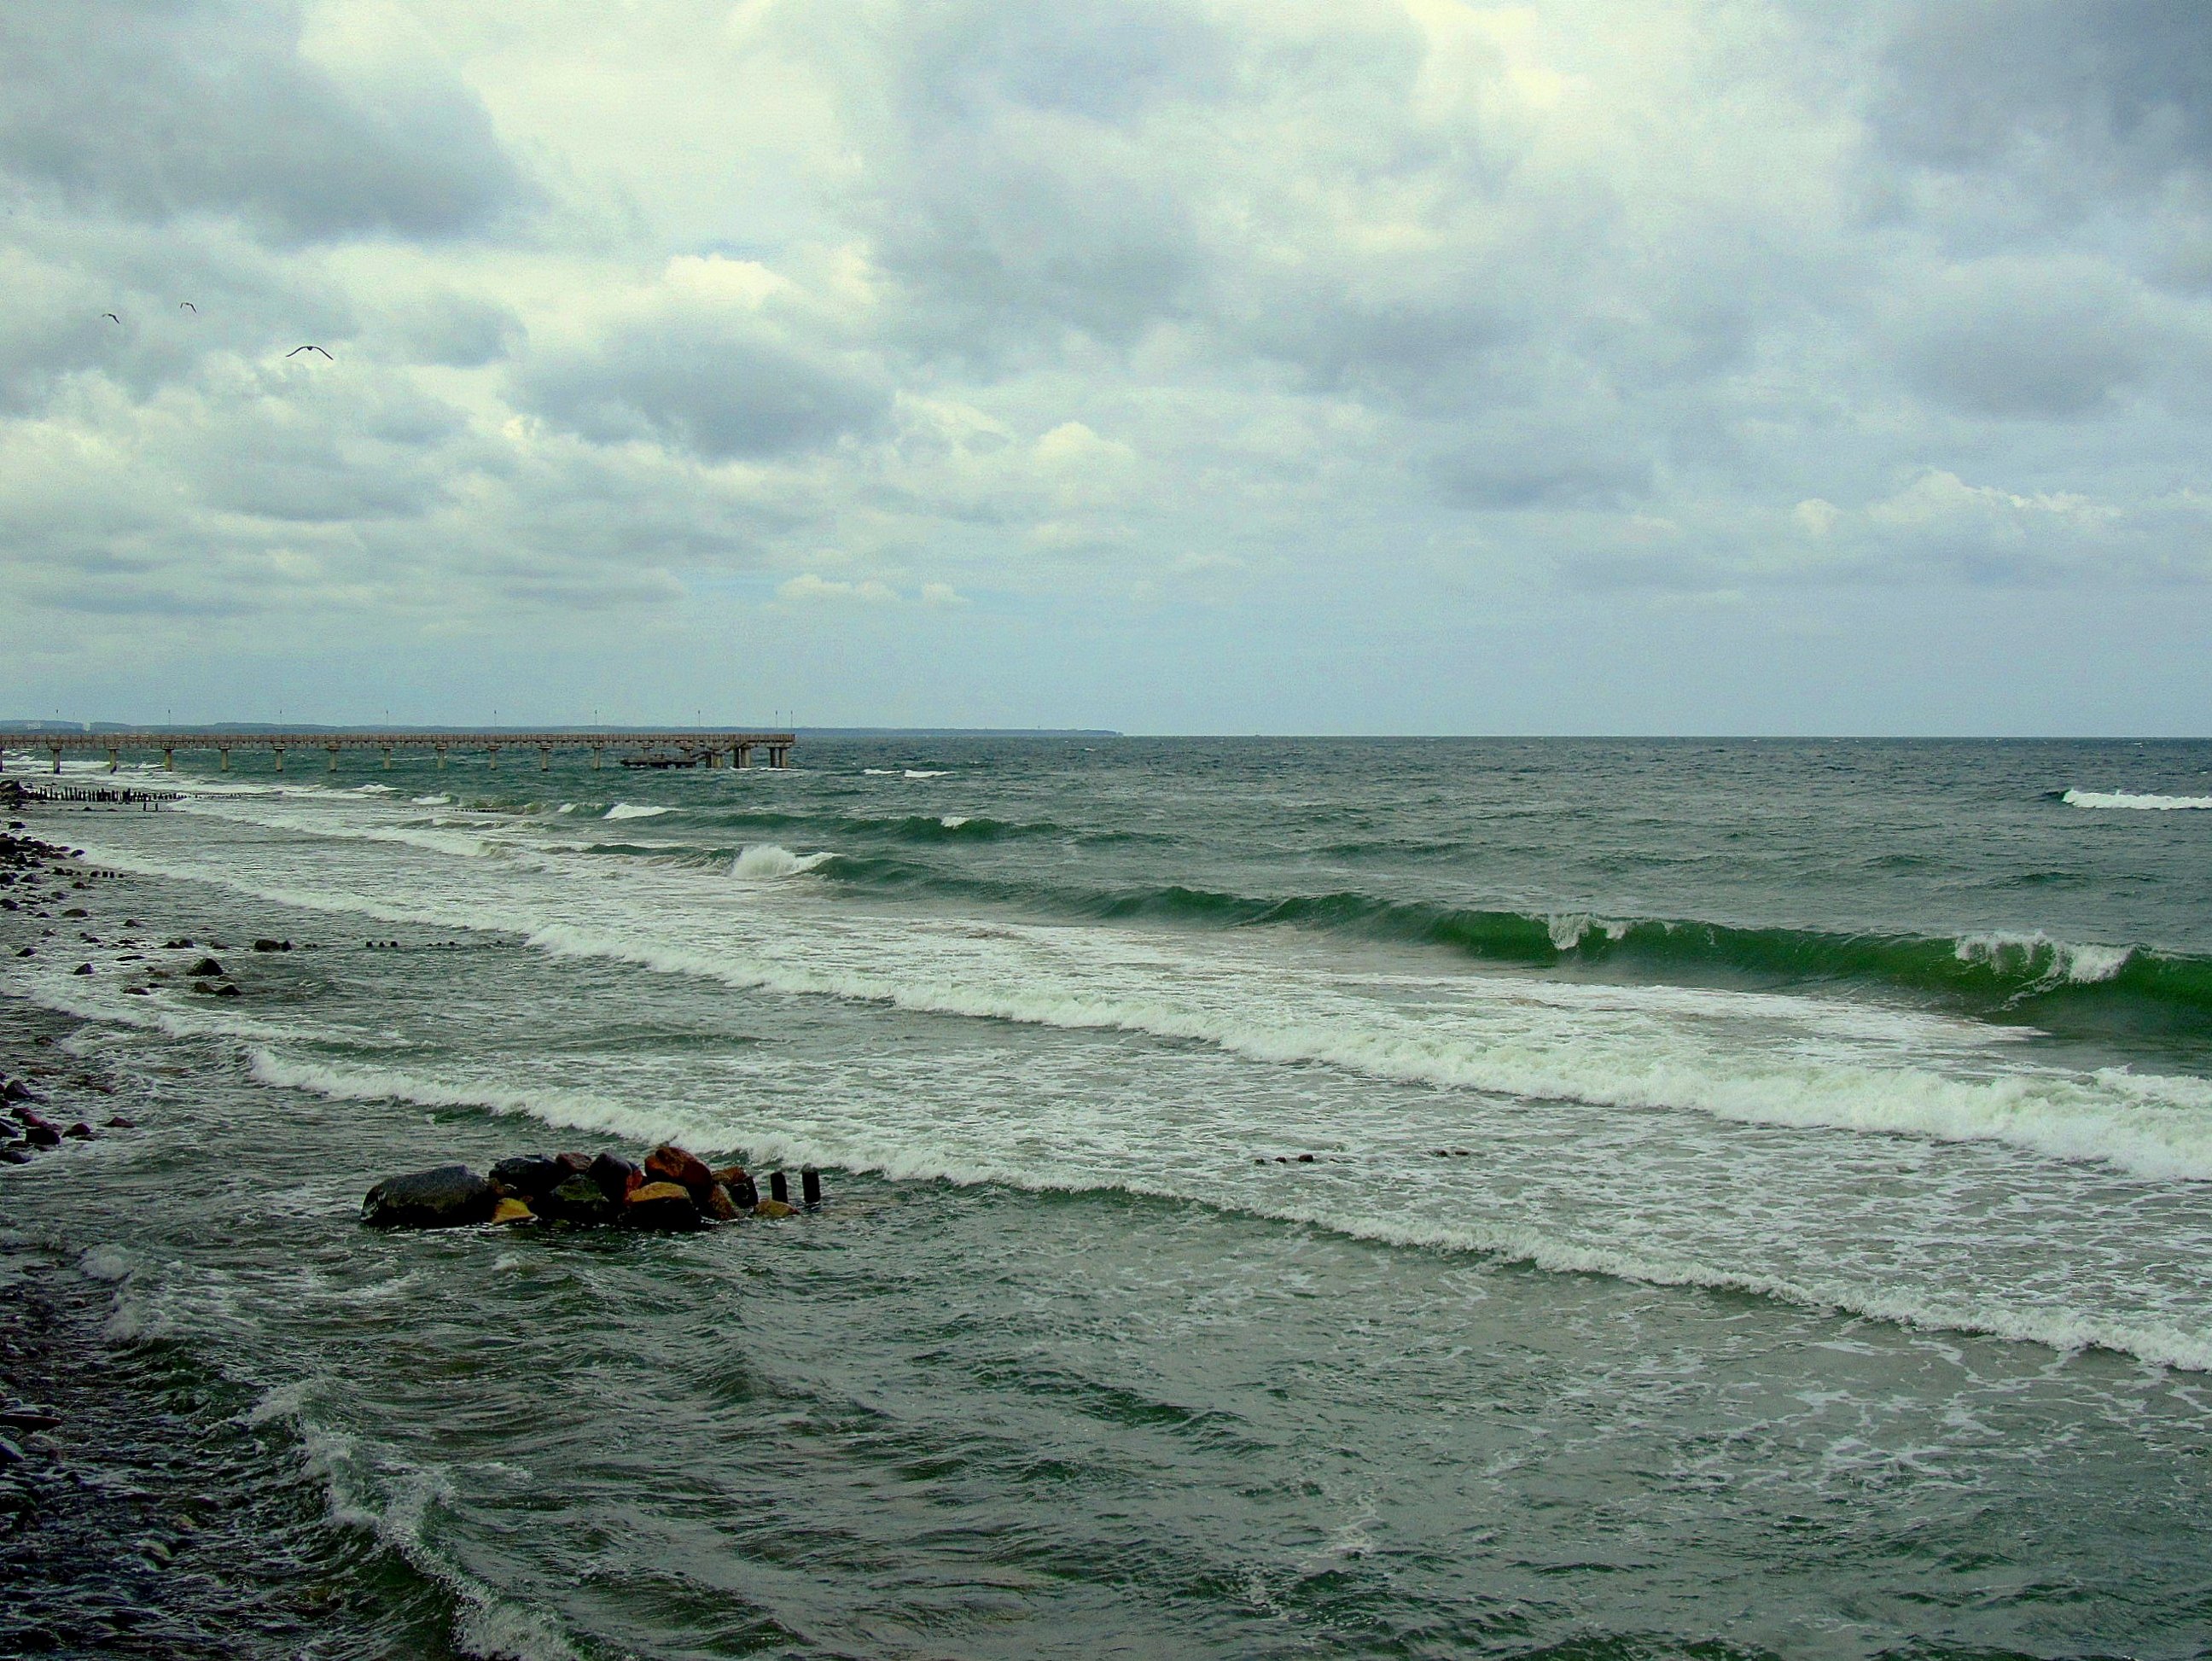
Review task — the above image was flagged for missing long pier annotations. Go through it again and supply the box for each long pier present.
[3,731,798,775]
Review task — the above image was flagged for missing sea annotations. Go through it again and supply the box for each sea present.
[3,735,2211,1659]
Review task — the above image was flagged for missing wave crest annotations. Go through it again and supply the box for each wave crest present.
[2064,789,2212,811]
[731,843,835,880]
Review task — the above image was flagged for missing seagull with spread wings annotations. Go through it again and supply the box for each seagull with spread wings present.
[103,312,119,324]
[287,345,333,359]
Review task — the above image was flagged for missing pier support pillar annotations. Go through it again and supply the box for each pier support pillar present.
[734,743,751,769]
[435,748,446,770]
[769,1171,789,1204]
[327,747,339,772]
[49,747,61,774]
[273,748,285,772]
[486,747,498,770]
[591,748,603,770]
[381,747,393,770]
[107,747,119,773]
[162,749,174,771]
[705,749,719,769]
[539,748,551,771]
[218,749,230,773]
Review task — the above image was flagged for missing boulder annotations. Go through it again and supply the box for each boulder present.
[71,963,92,976]
[554,1151,592,1174]
[252,938,291,953]
[0,1147,32,1165]
[701,1181,742,1222]
[588,1152,643,1205]
[23,1126,59,1150]
[536,1176,615,1225]
[752,1198,797,1220]
[62,1123,95,1140]
[102,1116,136,1129]
[489,1155,566,1198]
[361,1164,497,1229]
[1,1081,37,1103]
[622,1180,704,1232]
[644,1143,713,1198]
[186,957,224,978]
[489,1198,535,1226]
[712,1165,759,1210]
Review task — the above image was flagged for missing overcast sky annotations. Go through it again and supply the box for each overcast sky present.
[3,1,2209,733]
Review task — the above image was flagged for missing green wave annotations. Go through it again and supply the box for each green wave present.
[810,857,2212,1034]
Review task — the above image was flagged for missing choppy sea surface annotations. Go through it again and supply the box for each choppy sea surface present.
[4,736,2212,1658]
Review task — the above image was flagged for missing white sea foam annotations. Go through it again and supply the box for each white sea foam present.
[2064,788,2212,811]
[731,843,835,879]
[508,913,2212,1182]
[246,1048,695,1148]
[48,793,2212,1378]
[1955,931,2133,985]
[603,803,670,820]
[411,795,451,806]
[247,1042,2212,1374]
[940,814,971,828]
[904,769,948,779]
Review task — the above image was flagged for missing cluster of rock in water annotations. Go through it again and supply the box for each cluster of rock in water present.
[363,1143,810,1233]
[0,1075,131,1166]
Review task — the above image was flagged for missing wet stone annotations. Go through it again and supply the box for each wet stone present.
[360,1165,496,1230]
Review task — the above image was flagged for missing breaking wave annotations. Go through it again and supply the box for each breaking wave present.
[602,803,671,820]
[2064,789,2212,811]
[731,843,835,880]
[247,1044,2212,1373]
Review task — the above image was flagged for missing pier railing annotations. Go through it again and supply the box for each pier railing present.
[3,731,798,775]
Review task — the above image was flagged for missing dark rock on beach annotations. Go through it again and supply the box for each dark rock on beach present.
[645,1142,713,1199]
[536,1175,615,1225]
[623,1180,704,1232]
[361,1165,497,1229]
[588,1152,643,1205]
[489,1154,567,1198]
[185,957,224,978]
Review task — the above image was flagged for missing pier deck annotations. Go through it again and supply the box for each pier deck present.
[3,731,798,774]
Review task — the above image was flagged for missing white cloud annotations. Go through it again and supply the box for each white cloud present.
[3,0,2210,728]
[777,574,900,604]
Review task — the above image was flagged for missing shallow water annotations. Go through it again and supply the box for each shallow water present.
[3,737,2211,1657]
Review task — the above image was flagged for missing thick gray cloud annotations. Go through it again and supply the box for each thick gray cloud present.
[0,1,527,242]
[1877,2,2212,186]
[518,308,889,461]
[3,0,2210,732]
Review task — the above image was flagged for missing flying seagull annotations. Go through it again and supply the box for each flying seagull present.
[103,313,119,324]
[286,345,332,359]
[179,301,195,312]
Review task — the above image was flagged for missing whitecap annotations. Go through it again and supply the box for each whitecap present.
[2063,788,2212,811]
[410,794,451,806]
[904,769,948,779]
[603,803,671,820]
[940,814,970,828]
[731,843,835,879]
[1954,931,2133,985]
